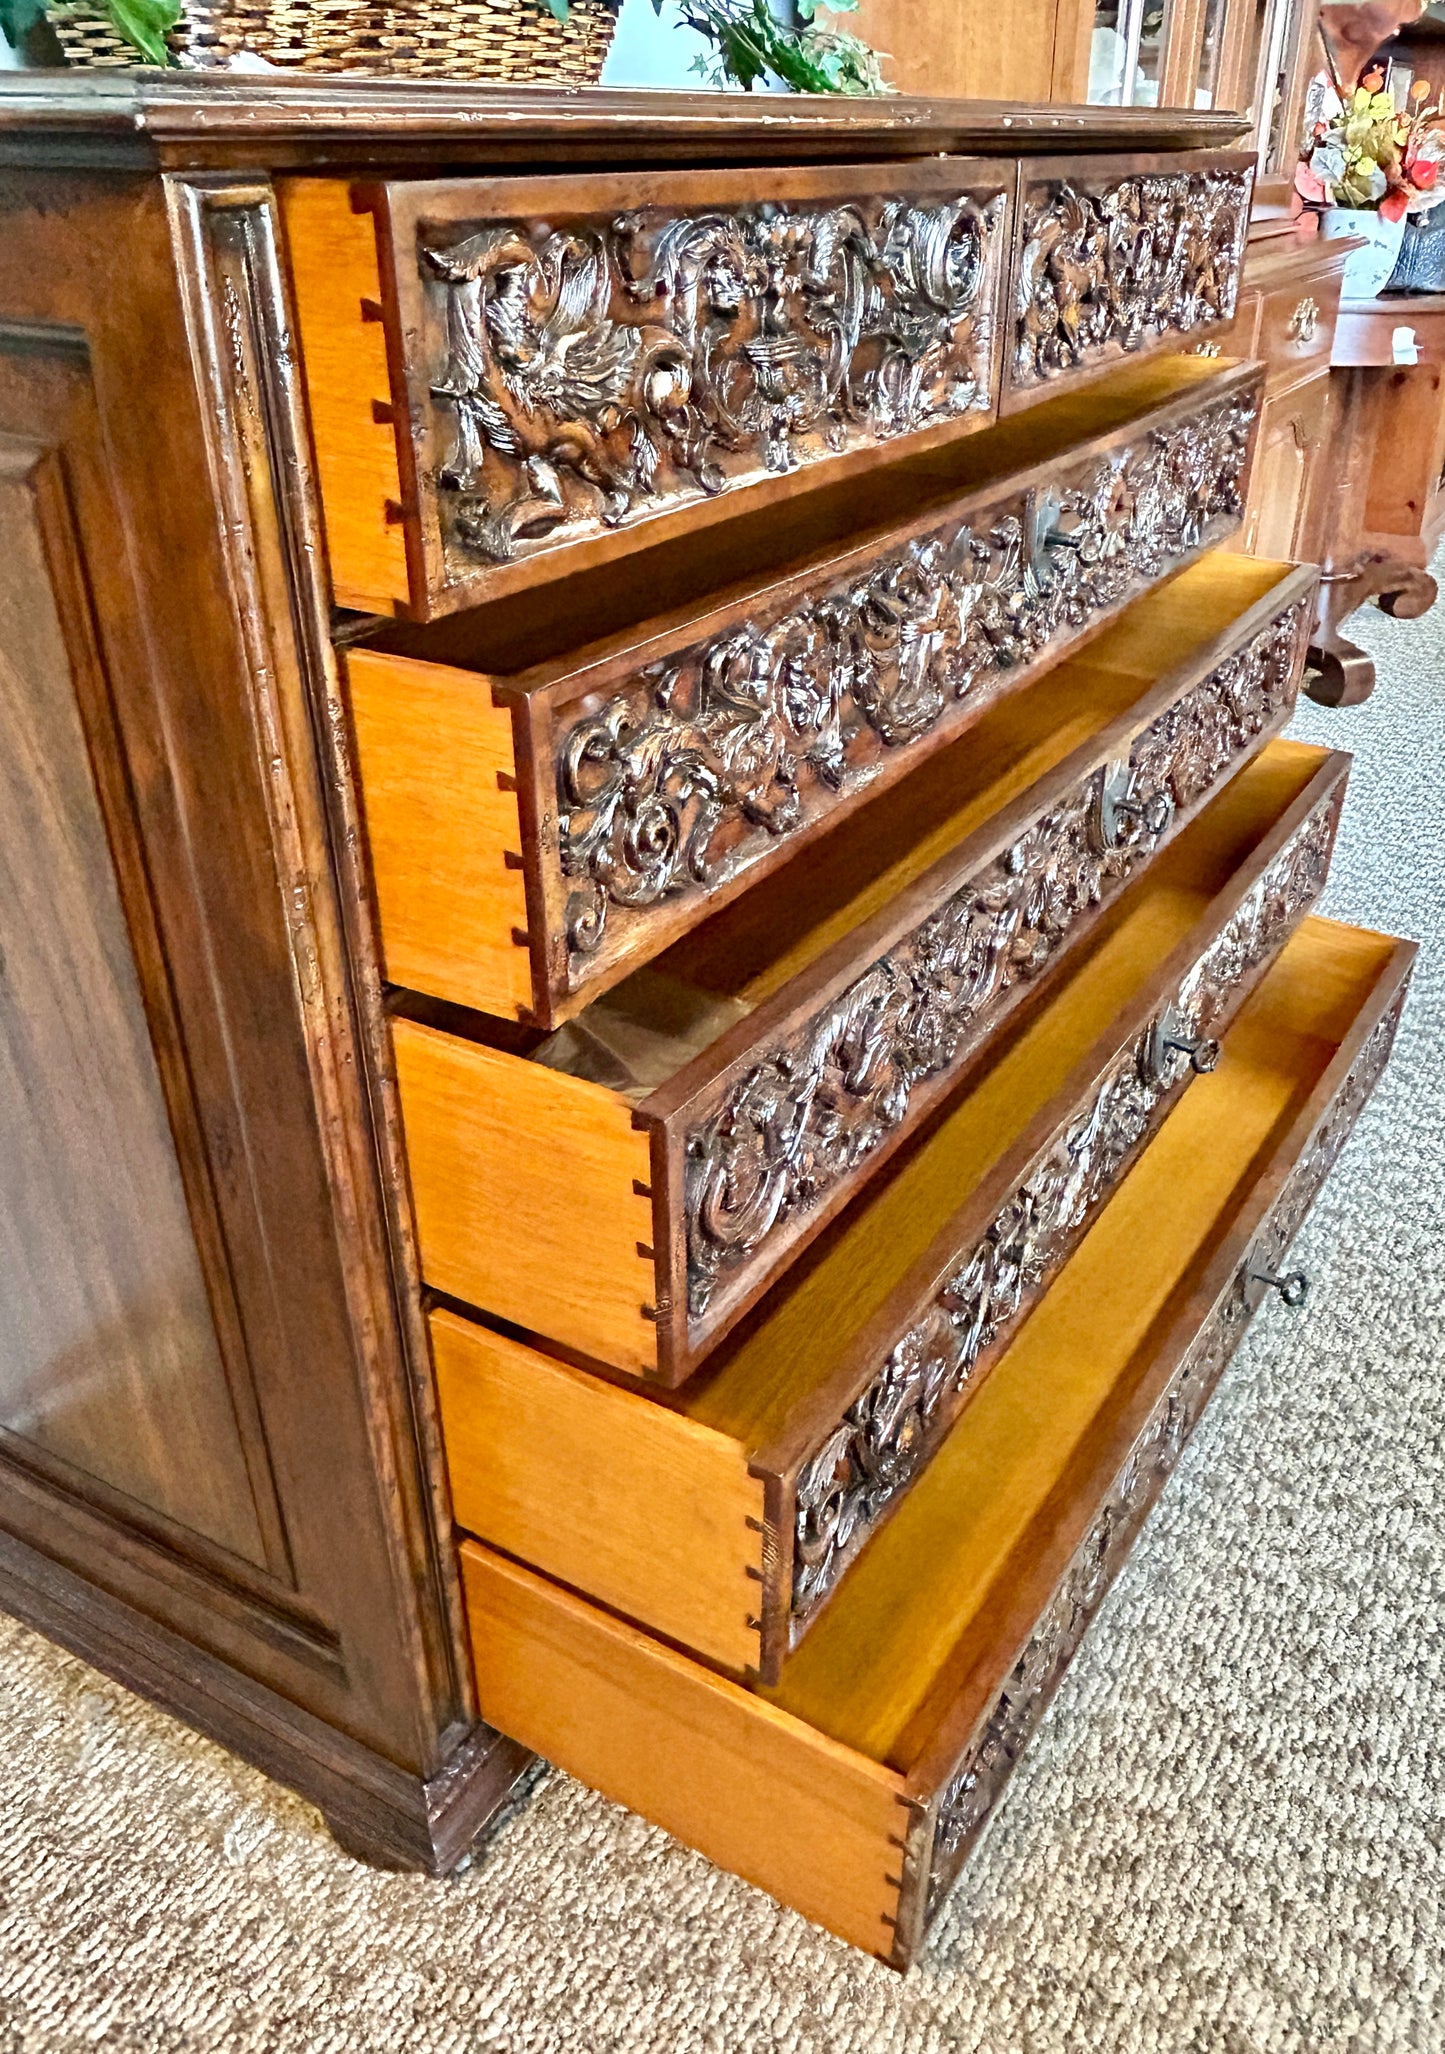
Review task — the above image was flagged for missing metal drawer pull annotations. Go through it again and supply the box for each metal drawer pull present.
[1251,1267,1309,1307]
[1141,1004,1221,1086]
[1093,762,1173,852]
[1113,789,1173,837]
[1289,296,1320,345]
[1162,1030,1221,1073]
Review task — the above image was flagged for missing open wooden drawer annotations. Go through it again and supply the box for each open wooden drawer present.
[392,552,1314,1386]
[346,355,1262,1026]
[281,152,1249,621]
[459,914,1414,1969]
[436,734,1347,1680]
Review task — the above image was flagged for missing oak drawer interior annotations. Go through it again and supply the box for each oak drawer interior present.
[436,733,1343,1677]
[393,558,1312,1382]
[459,913,1412,1965]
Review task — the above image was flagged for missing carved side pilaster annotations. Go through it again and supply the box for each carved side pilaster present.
[1013,165,1251,390]
[684,595,1310,1332]
[556,388,1257,990]
[915,972,1409,1942]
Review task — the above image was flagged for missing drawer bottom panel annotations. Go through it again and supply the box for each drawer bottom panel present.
[460,916,1414,1968]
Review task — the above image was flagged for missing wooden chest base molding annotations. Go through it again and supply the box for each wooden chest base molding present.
[391,549,1308,1388]
[459,915,1414,1967]
[0,1516,531,1877]
[436,734,1348,1681]
[346,354,1262,1028]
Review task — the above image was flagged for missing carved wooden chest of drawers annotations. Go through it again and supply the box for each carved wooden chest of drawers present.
[0,77,1411,1965]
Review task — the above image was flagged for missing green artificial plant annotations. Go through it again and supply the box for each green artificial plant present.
[543,0,891,93]
[0,0,180,62]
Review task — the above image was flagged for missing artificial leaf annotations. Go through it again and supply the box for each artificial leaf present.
[540,0,570,22]
[1295,161,1326,204]
[0,0,42,43]
[0,0,45,46]
[106,0,180,62]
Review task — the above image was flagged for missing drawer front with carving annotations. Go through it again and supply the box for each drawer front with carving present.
[392,557,1315,1387]
[284,160,1014,621]
[347,357,1261,1028]
[1007,151,1253,411]
[1255,272,1343,398]
[457,916,1413,1968]
[436,726,1345,1682]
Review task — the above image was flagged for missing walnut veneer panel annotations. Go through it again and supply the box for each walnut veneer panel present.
[0,440,265,1565]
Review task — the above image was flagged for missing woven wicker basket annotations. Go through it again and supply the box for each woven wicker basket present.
[48,0,617,78]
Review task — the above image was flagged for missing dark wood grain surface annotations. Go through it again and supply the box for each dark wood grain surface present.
[0,437,268,1569]
[0,77,1252,175]
[0,164,520,1864]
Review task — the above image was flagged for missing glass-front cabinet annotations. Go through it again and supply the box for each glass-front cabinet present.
[1087,0,1317,168]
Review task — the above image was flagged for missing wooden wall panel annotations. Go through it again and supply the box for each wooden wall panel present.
[823,0,1095,102]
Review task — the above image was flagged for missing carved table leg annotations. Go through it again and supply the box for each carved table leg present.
[1306,551,1440,707]
[1305,631,1377,708]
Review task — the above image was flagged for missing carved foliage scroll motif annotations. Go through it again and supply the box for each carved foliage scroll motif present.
[1014,166,1251,389]
[425,188,1007,572]
[922,970,1405,1932]
[684,597,1308,1334]
[788,676,1322,1632]
[557,390,1256,983]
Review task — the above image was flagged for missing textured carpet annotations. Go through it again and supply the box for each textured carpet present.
[1,595,1442,2054]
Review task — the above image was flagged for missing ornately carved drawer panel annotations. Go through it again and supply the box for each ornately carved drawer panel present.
[390,552,1311,1386]
[457,915,1414,1968]
[285,160,1012,620]
[1007,151,1252,410]
[347,355,1261,1026]
[282,149,1252,622]
[436,730,1347,1681]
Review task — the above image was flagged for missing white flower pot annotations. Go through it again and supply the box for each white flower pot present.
[1322,207,1408,299]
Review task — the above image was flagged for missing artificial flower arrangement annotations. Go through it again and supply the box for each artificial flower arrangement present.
[1296,71,1445,221]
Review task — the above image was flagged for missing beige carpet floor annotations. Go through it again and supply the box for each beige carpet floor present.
[1,595,1442,2054]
